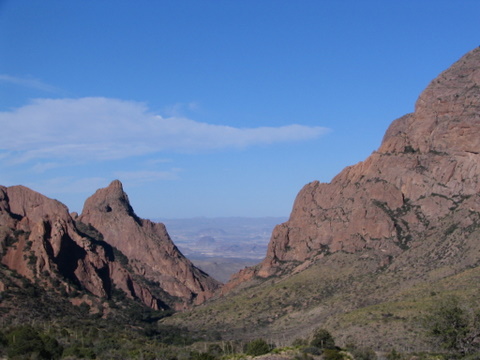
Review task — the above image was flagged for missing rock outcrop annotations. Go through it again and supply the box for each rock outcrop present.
[79,180,220,308]
[0,184,113,299]
[226,47,480,288]
[0,181,220,311]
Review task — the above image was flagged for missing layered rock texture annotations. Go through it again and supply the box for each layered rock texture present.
[227,46,480,287]
[0,181,220,311]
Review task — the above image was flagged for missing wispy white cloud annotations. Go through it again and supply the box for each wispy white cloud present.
[0,97,329,164]
[25,176,109,195]
[0,152,10,160]
[0,74,61,93]
[114,169,182,183]
[144,158,174,166]
[163,101,200,116]
[31,162,60,173]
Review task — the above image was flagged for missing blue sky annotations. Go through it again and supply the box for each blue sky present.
[0,1,479,218]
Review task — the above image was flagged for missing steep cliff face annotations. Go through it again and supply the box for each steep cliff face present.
[227,47,480,286]
[0,181,220,311]
[0,184,168,309]
[79,180,220,308]
[0,185,111,298]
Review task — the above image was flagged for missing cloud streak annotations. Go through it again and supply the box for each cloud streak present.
[0,97,329,164]
[114,169,182,183]
[24,176,109,195]
[0,74,62,93]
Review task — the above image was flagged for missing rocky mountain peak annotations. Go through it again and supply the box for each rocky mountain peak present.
[380,47,480,155]
[1,184,114,300]
[81,179,138,220]
[79,181,221,307]
[226,47,480,287]
[1,180,220,311]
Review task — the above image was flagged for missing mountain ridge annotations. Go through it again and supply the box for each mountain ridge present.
[1,47,480,353]
[223,47,480,291]
[164,47,480,351]
[0,180,220,314]
[79,180,220,307]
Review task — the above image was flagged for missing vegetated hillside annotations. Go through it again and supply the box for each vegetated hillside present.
[167,206,480,350]
[0,183,227,359]
[0,262,226,359]
[164,47,480,351]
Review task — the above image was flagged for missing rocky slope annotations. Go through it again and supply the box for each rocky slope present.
[225,46,480,288]
[0,181,220,312]
[165,48,480,350]
[79,180,220,307]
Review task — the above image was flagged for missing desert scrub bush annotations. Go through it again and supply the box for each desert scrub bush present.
[350,347,377,360]
[302,346,322,355]
[24,240,33,251]
[62,345,96,359]
[3,235,18,251]
[385,348,404,360]
[244,338,272,356]
[5,325,63,360]
[345,343,377,360]
[323,349,347,360]
[292,337,309,347]
[189,351,218,360]
[294,354,315,360]
[141,323,195,346]
[310,328,336,349]
[205,344,224,357]
[422,296,480,357]
[462,353,480,360]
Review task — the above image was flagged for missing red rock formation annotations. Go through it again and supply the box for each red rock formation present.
[0,182,220,310]
[226,47,480,288]
[0,185,112,298]
[79,180,220,308]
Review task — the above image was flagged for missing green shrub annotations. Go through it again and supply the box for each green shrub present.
[244,338,272,356]
[190,351,218,360]
[292,337,309,347]
[6,325,63,359]
[422,296,476,355]
[351,347,377,360]
[386,348,404,360]
[462,353,480,360]
[323,349,344,360]
[295,354,315,360]
[207,344,223,356]
[40,334,63,359]
[310,328,335,349]
[302,346,322,355]
[63,345,96,359]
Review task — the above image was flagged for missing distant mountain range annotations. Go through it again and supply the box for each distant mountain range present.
[156,217,286,282]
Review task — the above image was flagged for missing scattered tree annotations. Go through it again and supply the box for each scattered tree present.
[423,296,480,357]
[310,328,336,349]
